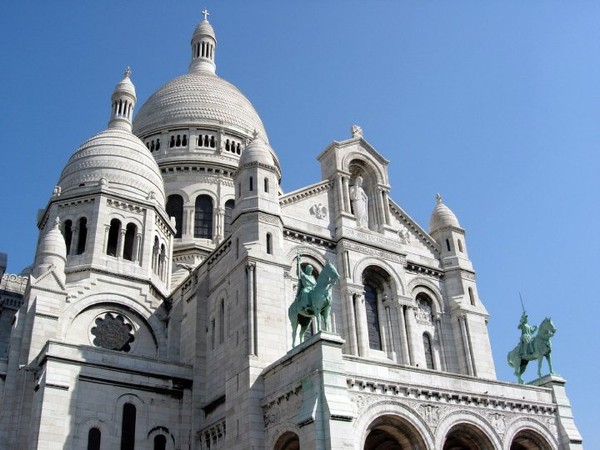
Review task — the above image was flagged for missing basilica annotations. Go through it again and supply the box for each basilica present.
[0,13,582,450]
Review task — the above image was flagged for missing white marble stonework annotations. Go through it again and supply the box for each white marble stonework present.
[0,12,581,450]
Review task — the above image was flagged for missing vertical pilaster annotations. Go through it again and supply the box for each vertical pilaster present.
[397,304,411,365]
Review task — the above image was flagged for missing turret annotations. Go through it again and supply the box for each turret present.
[189,10,217,74]
[108,67,136,132]
[32,217,67,283]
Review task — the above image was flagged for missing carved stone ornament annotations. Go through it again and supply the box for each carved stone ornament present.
[416,299,433,326]
[91,312,135,352]
[310,202,328,219]
[419,403,441,426]
[487,412,506,434]
[398,228,410,244]
[263,386,303,427]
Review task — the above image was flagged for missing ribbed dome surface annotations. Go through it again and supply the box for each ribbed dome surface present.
[132,72,268,140]
[58,129,165,204]
[429,196,461,232]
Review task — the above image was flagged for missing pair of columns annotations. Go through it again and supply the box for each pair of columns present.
[335,174,391,229]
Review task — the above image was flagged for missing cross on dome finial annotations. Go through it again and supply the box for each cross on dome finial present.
[202,9,210,21]
[124,66,131,78]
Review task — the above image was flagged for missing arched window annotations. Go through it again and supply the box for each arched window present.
[194,195,213,238]
[87,427,101,450]
[123,223,137,261]
[154,435,167,450]
[107,219,121,257]
[274,431,300,450]
[166,195,184,238]
[224,199,235,236]
[423,333,435,369]
[266,233,272,255]
[77,217,87,254]
[219,299,225,344]
[264,177,269,193]
[446,239,451,252]
[152,236,159,273]
[121,403,136,450]
[364,284,382,350]
[63,220,73,255]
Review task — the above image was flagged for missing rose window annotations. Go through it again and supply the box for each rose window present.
[91,313,135,352]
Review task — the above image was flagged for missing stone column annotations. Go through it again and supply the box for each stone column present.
[404,306,418,366]
[246,262,257,356]
[70,224,79,256]
[342,176,351,213]
[133,233,142,264]
[354,292,369,356]
[117,228,126,259]
[103,225,110,254]
[336,175,345,215]
[397,304,411,365]
[344,289,359,355]
[434,314,447,371]
[459,314,475,376]
[214,206,224,243]
[184,205,195,237]
[381,189,391,225]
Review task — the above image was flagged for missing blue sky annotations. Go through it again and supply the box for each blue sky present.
[2,1,599,446]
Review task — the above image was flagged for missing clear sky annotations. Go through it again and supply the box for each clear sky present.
[2,1,599,446]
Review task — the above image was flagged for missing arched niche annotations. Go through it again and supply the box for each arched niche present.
[273,431,300,450]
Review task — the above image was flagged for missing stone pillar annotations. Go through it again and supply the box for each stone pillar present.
[458,314,475,376]
[434,314,447,371]
[70,224,79,256]
[404,306,418,366]
[342,176,351,213]
[381,189,391,225]
[184,205,195,237]
[103,225,110,254]
[117,228,125,259]
[344,289,359,355]
[246,262,256,356]
[354,292,369,356]
[397,304,411,365]
[133,233,142,264]
[214,206,224,243]
[336,175,345,215]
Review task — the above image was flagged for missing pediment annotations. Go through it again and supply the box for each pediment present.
[280,180,334,233]
[31,268,67,293]
[388,199,440,259]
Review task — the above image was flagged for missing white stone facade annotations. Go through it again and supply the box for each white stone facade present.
[0,14,582,450]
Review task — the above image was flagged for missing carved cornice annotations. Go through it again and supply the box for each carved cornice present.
[388,200,439,254]
[280,180,333,206]
[207,238,231,268]
[283,228,336,249]
[340,240,406,265]
[106,198,144,215]
[262,384,303,427]
[406,262,444,279]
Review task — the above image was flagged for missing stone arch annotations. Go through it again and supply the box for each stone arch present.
[273,431,300,450]
[407,278,444,314]
[115,393,147,446]
[352,257,404,296]
[267,423,302,450]
[147,426,176,450]
[286,245,327,268]
[74,417,110,450]
[355,399,434,450]
[168,188,190,204]
[435,410,501,450]
[503,418,558,450]
[61,292,166,354]
[343,152,385,185]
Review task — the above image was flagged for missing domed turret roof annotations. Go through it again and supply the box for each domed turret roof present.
[239,133,275,167]
[58,70,165,205]
[58,129,165,204]
[33,217,67,278]
[429,193,461,232]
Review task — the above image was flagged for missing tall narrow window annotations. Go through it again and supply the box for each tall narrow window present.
[87,428,101,450]
[63,220,73,255]
[123,223,137,261]
[166,195,184,238]
[249,176,253,192]
[264,177,269,193]
[154,435,167,450]
[219,299,225,344]
[364,284,382,350]
[458,239,464,253]
[77,217,87,254]
[266,233,272,255]
[446,239,451,252]
[423,333,435,369]
[107,219,121,257]
[224,199,235,236]
[121,403,136,450]
[468,287,476,306]
[194,195,213,238]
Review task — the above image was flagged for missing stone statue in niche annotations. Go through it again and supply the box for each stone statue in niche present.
[350,175,369,228]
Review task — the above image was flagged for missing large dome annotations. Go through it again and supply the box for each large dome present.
[58,128,166,205]
[132,72,268,140]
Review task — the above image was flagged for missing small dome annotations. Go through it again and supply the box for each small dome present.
[429,194,461,232]
[239,133,275,167]
[113,67,136,97]
[58,129,166,204]
[34,217,67,277]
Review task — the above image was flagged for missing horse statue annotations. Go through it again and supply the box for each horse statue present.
[288,258,340,347]
[507,315,556,384]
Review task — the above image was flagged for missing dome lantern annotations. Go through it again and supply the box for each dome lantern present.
[108,67,137,132]
[189,10,217,74]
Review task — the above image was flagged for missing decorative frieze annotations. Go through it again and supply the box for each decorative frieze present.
[341,240,405,264]
[406,262,444,279]
[283,229,336,249]
[262,384,303,427]
[106,198,143,214]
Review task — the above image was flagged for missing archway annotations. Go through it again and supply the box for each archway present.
[442,423,495,450]
[510,429,552,450]
[274,431,299,450]
[364,414,427,450]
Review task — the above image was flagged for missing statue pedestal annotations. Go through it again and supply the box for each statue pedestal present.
[530,375,583,449]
